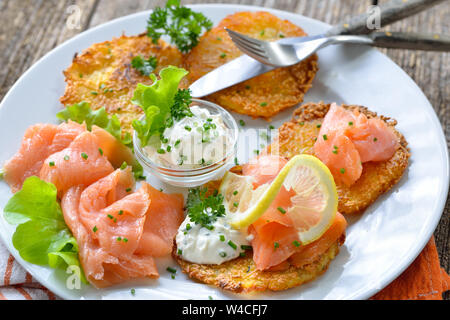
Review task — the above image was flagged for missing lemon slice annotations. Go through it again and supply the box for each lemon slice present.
[219,155,338,245]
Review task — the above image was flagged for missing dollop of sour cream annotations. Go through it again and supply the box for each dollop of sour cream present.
[143,105,232,169]
[176,215,250,265]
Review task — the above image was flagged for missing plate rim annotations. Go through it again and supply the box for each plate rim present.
[0,3,448,300]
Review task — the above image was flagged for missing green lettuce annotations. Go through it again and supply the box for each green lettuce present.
[56,102,144,180]
[131,66,189,146]
[56,101,132,147]
[4,177,86,283]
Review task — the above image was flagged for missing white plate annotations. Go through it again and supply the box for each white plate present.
[0,4,448,300]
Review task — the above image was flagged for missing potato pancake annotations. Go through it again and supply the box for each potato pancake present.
[184,11,319,120]
[173,166,345,293]
[60,34,185,134]
[173,241,341,294]
[268,102,410,215]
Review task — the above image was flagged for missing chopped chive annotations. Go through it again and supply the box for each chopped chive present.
[233,202,238,207]
[93,226,98,233]
[79,73,83,78]
[107,214,114,219]
[373,137,378,142]
[49,161,55,167]
[98,148,103,156]
[217,37,222,41]
[240,252,246,257]
[120,161,128,169]
[64,155,70,161]
[171,274,175,279]
[279,34,285,38]
[260,30,265,36]
[245,85,251,90]
[123,238,128,242]
[254,150,260,155]
[126,188,132,192]
[234,157,239,165]
[220,53,226,58]
[157,148,166,154]
[166,267,177,274]
[174,140,181,147]
[274,242,280,250]
[118,210,124,215]
[269,125,275,130]
[131,288,135,295]
[277,207,286,214]
[348,121,353,126]
[184,126,192,131]
[323,134,328,141]
[332,149,338,154]
[166,145,172,152]
[239,119,245,127]
[233,190,238,196]
[241,245,252,250]
[260,102,268,107]
[293,240,301,247]
[186,223,191,231]
[177,249,182,255]
[340,168,346,174]
[113,218,117,223]
[219,252,227,258]
[317,124,322,128]
[209,296,214,300]
[117,237,122,241]
[81,152,88,160]
[91,91,98,95]
[220,235,225,242]
[228,240,237,250]
[299,121,305,126]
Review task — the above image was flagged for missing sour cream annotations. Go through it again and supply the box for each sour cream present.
[176,215,250,265]
[143,105,232,169]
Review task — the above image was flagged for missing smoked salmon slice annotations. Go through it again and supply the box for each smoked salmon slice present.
[135,184,184,257]
[314,103,399,186]
[3,121,85,192]
[61,168,155,288]
[40,131,114,195]
[242,155,346,271]
[61,168,184,288]
[288,212,347,268]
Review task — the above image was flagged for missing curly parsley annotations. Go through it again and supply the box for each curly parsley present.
[186,188,225,230]
[131,55,158,76]
[147,0,213,53]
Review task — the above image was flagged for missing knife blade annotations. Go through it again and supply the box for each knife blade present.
[189,34,325,98]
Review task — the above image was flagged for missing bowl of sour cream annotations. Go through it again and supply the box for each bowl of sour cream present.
[133,99,238,187]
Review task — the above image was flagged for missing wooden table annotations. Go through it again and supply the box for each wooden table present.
[0,0,448,298]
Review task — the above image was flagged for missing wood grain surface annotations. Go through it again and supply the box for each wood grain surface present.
[0,0,448,299]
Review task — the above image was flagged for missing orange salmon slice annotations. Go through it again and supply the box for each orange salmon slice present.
[314,103,399,186]
[3,121,85,192]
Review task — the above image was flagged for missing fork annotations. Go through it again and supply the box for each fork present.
[226,28,450,68]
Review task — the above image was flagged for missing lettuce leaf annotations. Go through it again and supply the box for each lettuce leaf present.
[131,66,189,146]
[56,102,144,180]
[56,101,132,147]
[4,177,87,283]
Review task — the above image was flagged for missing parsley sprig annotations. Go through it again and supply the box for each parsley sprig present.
[186,188,225,230]
[165,88,193,128]
[147,0,213,53]
[131,55,158,76]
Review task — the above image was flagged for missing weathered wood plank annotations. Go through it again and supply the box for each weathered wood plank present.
[0,0,448,298]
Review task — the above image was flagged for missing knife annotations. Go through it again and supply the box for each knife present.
[189,0,445,98]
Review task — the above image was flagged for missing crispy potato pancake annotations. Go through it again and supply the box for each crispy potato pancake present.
[173,167,345,294]
[268,102,410,215]
[60,34,185,134]
[184,11,319,120]
[173,241,340,294]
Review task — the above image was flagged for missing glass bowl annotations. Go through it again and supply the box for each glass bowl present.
[133,99,238,188]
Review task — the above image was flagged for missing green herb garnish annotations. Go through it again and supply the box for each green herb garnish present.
[146,0,213,53]
[131,55,158,76]
[186,187,225,230]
